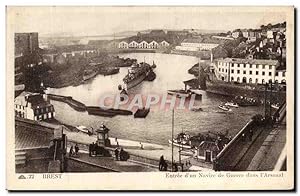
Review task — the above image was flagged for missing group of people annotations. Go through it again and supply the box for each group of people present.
[69,144,79,157]
[88,142,99,157]
[114,148,130,161]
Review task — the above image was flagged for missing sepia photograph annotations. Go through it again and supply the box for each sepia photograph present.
[6,6,294,190]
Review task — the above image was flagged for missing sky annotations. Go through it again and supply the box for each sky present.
[8,6,287,37]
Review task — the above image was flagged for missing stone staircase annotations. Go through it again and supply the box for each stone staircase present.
[15,150,27,166]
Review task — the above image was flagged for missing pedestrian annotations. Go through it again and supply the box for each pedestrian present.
[163,161,168,171]
[69,145,74,157]
[115,148,119,161]
[174,163,178,172]
[119,148,124,161]
[89,143,92,157]
[159,155,165,171]
[140,142,144,150]
[75,144,79,155]
[242,133,246,142]
[91,142,95,156]
[249,129,253,141]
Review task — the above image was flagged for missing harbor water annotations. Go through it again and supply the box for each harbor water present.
[49,53,264,146]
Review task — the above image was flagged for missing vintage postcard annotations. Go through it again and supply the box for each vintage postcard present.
[6,6,294,190]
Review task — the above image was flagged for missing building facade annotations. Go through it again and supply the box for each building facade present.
[176,40,219,51]
[119,40,169,49]
[214,58,286,84]
[15,92,55,121]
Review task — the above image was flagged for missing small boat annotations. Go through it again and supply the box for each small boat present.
[168,132,193,149]
[167,89,192,98]
[271,104,280,109]
[218,105,232,112]
[75,125,93,136]
[225,102,239,108]
[168,139,192,149]
[83,70,97,81]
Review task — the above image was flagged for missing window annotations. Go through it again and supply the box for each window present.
[269,72,272,76]
[225,69,227,73]
[249,64,252,68]
[244,64,246,68]
[249,71,252,75]
[255,78,258,83]
[231,63,234,67]
[269,65,272,69]
[262,71,265,76]
[256,65,259,69]
[237,70,240,74]
[256,71,259,75]
[237,64,240,68]
[243,71,246,74]
[219,68,221,72]
[231,70,234,74]
[275,72,279,76]
[249,78,252,83]
[283,72,286,77]
[231,77,234,81]
[262,65,265,69]
[222,68,224,72]
[262,79,265,84]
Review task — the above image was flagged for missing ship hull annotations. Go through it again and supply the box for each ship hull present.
[125,73,147,90]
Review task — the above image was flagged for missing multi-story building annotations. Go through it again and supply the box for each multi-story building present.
[14,92,55,121]
[175,38,219,51]
[214,58,286,84]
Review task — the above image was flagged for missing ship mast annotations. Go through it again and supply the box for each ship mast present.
[171,109,174,172]
[198,55,201,89]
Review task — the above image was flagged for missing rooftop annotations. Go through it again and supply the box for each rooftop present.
[14,92,52,109]
[121,35,170,44]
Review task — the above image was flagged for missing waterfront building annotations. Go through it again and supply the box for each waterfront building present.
[119,39,169,49]
[149,40,159,49]
[212,35,234,40]
[14,92,55,121]
[175,38,219,51]
[128,41,139,48]
[138,40,149,49]
[118,41,129,49]
[214,58,286,84]
[160,40,170,47]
